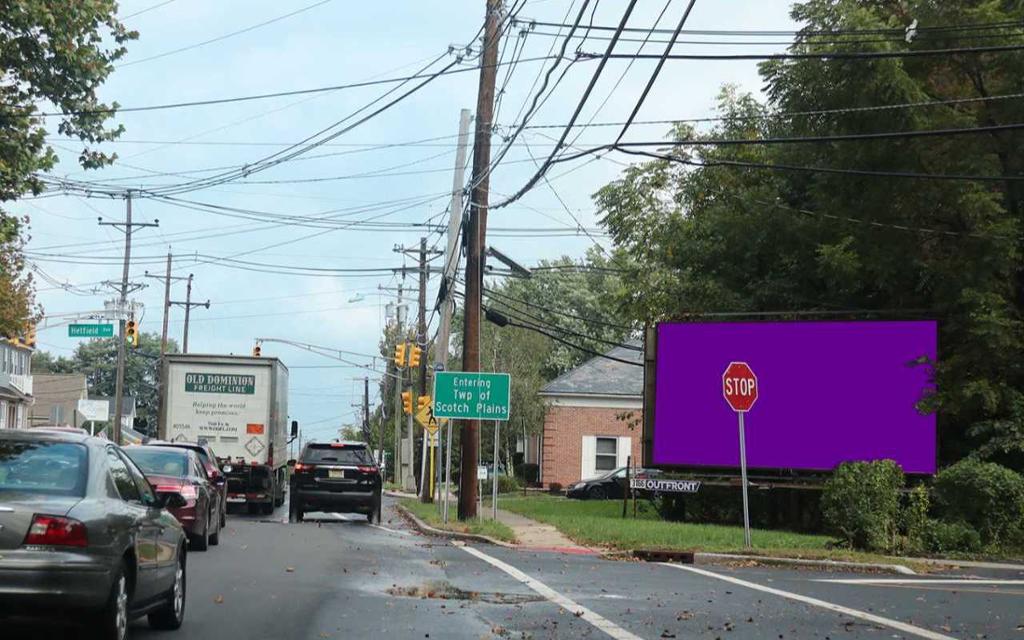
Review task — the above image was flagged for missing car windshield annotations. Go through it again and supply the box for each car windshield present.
[125,449,189,477]
[0,440,88,497]
[304,445,374,465]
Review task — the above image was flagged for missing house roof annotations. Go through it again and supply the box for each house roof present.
[540,341,643,397]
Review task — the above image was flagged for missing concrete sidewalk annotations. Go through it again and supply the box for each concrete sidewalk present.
[491,508,594,553]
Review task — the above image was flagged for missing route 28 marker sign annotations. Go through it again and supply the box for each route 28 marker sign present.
[722,361,757,548]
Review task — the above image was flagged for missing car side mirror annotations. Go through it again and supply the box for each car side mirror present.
[290,420,299,438]
[157,492,188,509]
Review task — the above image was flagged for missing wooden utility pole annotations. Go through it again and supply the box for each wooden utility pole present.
[170,274,209,354]
[458,0,502,520]
[99,191,157,445]
[393,278,404,486]
[417,237,432,503]
[160,253,171,354]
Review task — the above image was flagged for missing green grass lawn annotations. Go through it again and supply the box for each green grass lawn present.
[495,494,918,565]
[399,498,517,543]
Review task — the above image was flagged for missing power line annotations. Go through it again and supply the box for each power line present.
[119,0,336,67]
[14,54,576,119]
[583,43,1024,61]
[122,0,178,20]
[483,285,632,330]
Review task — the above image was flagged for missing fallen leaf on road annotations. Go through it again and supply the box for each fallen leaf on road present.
[660,632,676,638]
[286,567,295,573]
[214,595,224,604]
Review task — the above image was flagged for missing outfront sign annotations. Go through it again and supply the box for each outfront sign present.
[630,478,701,493]
[433,372,511,421]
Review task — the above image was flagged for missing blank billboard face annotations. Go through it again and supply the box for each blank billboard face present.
[652,321,937,474]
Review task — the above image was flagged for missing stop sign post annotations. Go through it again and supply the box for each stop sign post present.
[723,362,758,548]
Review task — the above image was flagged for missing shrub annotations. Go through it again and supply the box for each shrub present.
[517,463,540,485]
[821,460,904,552]
[900,485,931,555]
[933,459,1024,546]
[923,519,982,555]
[548,482,563,494]
[481,474,521,495]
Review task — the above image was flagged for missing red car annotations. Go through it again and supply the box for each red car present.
[124,445,223,550]
[146,440,228,528]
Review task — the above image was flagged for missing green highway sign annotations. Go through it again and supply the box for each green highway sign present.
[433,371,511,421]
[68,323,114,338]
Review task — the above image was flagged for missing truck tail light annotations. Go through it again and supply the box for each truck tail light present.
[24,515,88,548]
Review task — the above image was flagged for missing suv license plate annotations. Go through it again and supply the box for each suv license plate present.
[328,469,345,479]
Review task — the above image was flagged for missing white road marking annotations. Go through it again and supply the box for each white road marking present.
[368,523,411,536]
[815,578,1024,586]
[460,545,643,640]
[663,563,957,640]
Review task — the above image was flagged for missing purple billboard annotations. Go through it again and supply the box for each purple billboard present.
[651,321,937,474]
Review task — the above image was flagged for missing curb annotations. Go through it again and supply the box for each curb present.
[694,552,917,575]
[394,504,515,548]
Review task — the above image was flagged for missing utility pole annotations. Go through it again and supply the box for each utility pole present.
[459,0,502,520]
[393,278,404,487]
[417,237,431,503]
[98,191,157,445]
[170,274,210,354]
[439,108,473,524]
[144,253,191,355]
[363,376,371,457]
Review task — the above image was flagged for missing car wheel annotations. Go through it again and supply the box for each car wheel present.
[209,511,220,546]
[93,564,129,640]
[260,502,274,515]
[588,485,608,500]
[191,520,209,552]
[148,550,186,630]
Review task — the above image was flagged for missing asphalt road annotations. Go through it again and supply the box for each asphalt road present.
[6,496,1024,639]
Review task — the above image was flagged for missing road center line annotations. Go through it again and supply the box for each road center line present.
[459,545,643,640]
[662,563,956,640]
[814,578,1024,585]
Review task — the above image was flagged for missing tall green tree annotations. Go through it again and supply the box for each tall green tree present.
[596,0,1024,467]
[1,1,136,337]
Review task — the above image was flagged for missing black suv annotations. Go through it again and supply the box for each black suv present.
[289,441,382,523]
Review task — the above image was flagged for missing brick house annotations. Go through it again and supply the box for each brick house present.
[539,343,643,488]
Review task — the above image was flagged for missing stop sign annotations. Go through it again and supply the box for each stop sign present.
[722,361,758,412]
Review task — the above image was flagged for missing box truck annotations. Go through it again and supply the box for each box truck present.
[159,354,296,514]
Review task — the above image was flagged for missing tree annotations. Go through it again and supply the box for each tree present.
[1,2,136,337]
[33,332,177,434]
[595,0,1024,468]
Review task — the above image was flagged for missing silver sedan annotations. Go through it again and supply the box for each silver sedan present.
[0,430,188,640]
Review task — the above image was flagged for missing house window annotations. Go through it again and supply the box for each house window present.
[595,437,618,472]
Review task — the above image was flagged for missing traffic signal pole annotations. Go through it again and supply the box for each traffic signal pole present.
[459,0,502,520]
[418,237,433,503]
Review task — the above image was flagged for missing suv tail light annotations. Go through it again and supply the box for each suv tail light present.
[156,484,199,500]
[357,466,377,474]
[294,462,316,473]
[24,515,88,548]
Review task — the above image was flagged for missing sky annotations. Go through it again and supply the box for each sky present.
[15,0,799,441]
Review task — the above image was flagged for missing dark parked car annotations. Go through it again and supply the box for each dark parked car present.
[289,441,382,523]
[123,445,222,551]
[0,430,188,640]
[566,467,663,500]
[145,440,227,528]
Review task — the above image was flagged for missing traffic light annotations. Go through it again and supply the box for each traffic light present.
[417,395,431,412]
[408,345,422,368]
[252,344,262,357]
[125,317,139,347]
[401,390,413,415]
[394,342,407,368]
